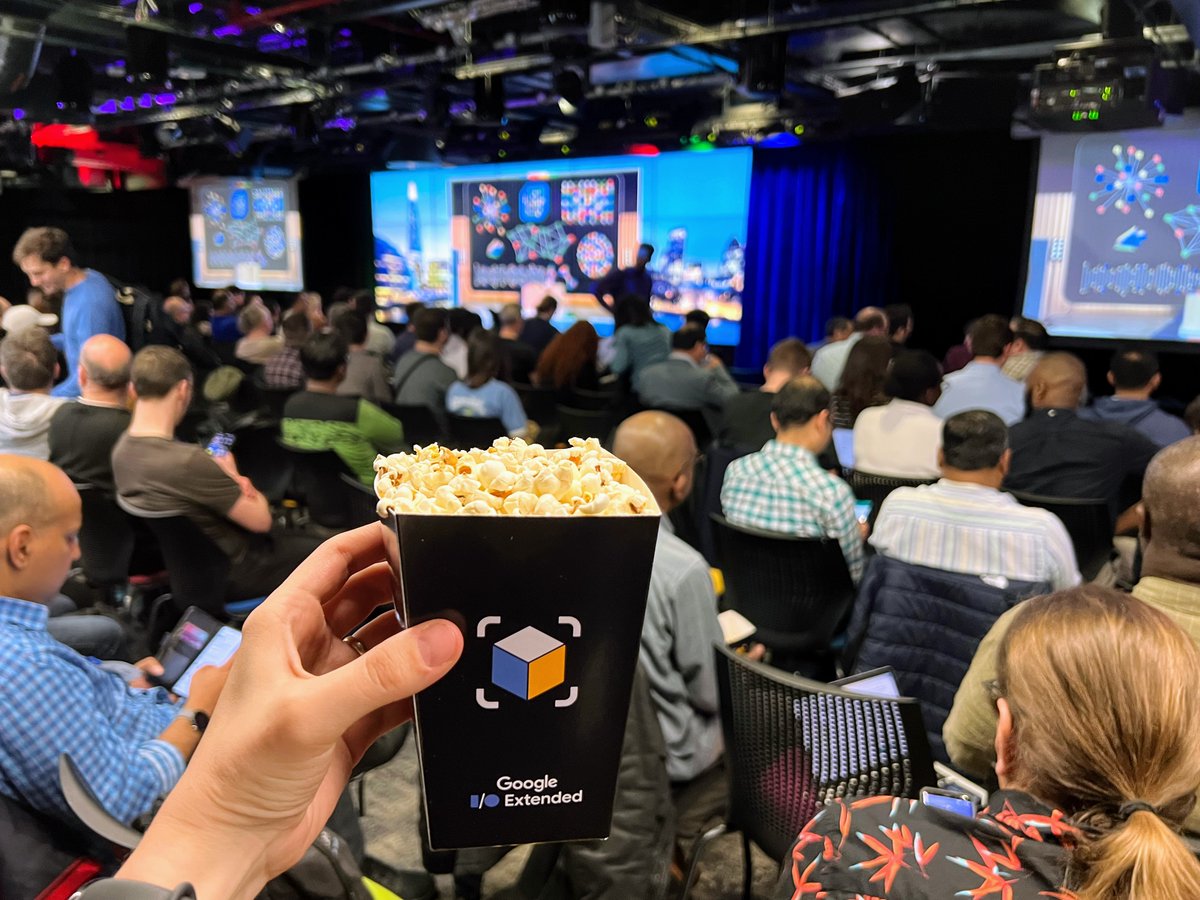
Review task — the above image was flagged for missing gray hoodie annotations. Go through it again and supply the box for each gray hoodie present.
[0,389,67,459]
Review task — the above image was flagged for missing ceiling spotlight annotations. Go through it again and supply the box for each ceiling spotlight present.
[554,68,586,116]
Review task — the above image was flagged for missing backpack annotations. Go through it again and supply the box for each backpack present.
[103,275,163,352]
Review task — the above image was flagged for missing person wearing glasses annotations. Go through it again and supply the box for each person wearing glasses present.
[774,586,1200,900]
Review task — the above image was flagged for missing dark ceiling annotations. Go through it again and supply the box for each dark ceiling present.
[0,0,1195,176]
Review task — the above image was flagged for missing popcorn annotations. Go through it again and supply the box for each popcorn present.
[374,437,657,518]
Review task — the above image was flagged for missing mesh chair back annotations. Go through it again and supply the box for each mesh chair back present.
[259,385,297,421]
[75,484,135,589]
[447,413,508,448]
[711,514,855,659]
[0,791,110,899]
[555,404,613,445]
[850,471,936,527]
[135,514,231,619]
[278,441,363,530]
[568,386,618,411]
[715,644,935,862]
[383,402,444,447]
[339,473,382,526]
[231,422,291,504]
[693,443,754,565]
[648,406,711,448]
[1009,490,1113,581]
[514,383,559,426]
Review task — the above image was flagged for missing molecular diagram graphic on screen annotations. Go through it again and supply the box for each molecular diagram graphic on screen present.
[1164,206,1200,259]
[561,178,616,226]
[576,231,615,279]
[263,226,286,260]
[203,191,228,227]
[1089,144,1168,219]
[472,184,511,235]
[509,222,575,264]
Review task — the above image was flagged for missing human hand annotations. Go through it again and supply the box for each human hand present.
[115,523,463,899]
[129,656,164,690]
[234,474,258,499]
[182,657,233,714]
[212,450,240,478]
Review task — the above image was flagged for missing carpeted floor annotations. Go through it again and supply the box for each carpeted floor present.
[359,739,782,900]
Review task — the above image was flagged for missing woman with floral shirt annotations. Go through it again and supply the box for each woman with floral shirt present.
[775,586,1200,899]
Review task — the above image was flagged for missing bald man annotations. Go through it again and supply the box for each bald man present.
[48,334,132,494]
[810,305,888,391]
[613,411,725,787]
[1004,352,1158,521]
[946,436,1200,836]
[0,457,227,826]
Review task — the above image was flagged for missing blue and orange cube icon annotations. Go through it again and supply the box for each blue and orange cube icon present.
[491,626,566,700]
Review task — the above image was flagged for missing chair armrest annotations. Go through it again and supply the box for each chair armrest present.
[58,754,143,851]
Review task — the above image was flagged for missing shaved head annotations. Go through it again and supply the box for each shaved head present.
[1143,437,1200,584]
[1028,352,1086,410]
[80,334,131,391]
[613,411,697,511]
[0,456,80,605]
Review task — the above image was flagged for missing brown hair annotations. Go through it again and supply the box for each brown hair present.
[466,330,501,389]
[12,227,74,266]
[131,346,193,399]
[0,327,56,390]
[833,334,891,421]
[534,321,598,390]
[765,337,812,378]
[997,587,1200,900]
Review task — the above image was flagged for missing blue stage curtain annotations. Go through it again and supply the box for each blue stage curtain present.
[736,145,895,369]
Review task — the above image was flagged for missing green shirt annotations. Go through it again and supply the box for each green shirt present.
[281,391,405,484]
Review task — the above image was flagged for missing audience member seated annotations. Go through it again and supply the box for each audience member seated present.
[332,310,391,405]
[884,302,914,349]
[343,289,392,360]
[852,349,943,479]
[531,321,600,402]
[634,325,738,421]
[871,410,1079,590]
[48,335,131,493]
[810,306,887,391]
[609,297,670,385]
[262,311,310,390]
[446,331,532,440]
[281,333,405,484]
[932,314,1025,424]
[810,315,852,352]
[946,435,1200,836]
[684,308,711,335]
[1001,315,1048,383]
[0,456,229,825]
[829,334,891,429]
[207,288,241,344]
[160,295,221,377]
[519,295,560,358]
[115,346,323,600]
[392,307,456,426]
[1081,348,1190,447]
[289,290,328,334]
[389,300,425,364]
[717,337,811,449]
[12,226,125,399]
[612,412,724,786]
[941,317,976,375]
[442,307,480,380]
[721,376,865,582]
[495,303,538,385]
[233,302,282,366]
[1005,352,1157,521]
[778,586,1200,899]
[0,326,64,459]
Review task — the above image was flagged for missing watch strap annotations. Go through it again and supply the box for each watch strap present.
[72,880,196,899]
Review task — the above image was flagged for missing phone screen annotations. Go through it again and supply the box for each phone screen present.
[172,626,241,699]
[854,500,873,522]
[158,619,216,687]
[921,789,977,818]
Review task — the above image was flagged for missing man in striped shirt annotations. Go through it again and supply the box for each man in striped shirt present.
[870,410,1080,590]
[721,376,865,582]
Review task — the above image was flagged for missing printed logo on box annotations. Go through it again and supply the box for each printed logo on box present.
[475,617,580,710]
[468,776,584,810]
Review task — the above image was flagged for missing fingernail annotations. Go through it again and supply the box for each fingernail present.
[415,620,461,668]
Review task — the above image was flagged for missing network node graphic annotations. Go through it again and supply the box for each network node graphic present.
[1164,206,1200,259]
[1089,144,1168,219]
[509,222,574,264]
[472,184,511,236]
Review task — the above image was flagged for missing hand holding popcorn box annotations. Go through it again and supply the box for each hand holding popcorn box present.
[376,437,660,849]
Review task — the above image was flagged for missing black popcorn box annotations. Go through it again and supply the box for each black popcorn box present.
[383,465,660,850]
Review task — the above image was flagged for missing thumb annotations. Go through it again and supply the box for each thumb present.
[317,619,462,735]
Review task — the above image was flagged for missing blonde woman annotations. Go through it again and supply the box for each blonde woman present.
[776,586,1200,900]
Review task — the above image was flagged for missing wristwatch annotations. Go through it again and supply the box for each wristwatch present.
[176,709,210,734]
[72,881,196,898]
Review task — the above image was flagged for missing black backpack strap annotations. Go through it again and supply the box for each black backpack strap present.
[391,352,438,397]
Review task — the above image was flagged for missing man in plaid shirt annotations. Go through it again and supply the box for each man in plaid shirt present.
[262,311,310,390]
[720,376,865,582]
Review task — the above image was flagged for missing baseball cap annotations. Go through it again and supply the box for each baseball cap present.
[2,304,58,334]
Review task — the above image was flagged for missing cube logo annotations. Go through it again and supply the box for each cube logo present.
[475,617,580,710]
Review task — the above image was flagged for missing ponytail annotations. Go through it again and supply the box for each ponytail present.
[1069,808,1200,900]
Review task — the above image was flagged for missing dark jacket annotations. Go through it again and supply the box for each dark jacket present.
[844,555,1049,762]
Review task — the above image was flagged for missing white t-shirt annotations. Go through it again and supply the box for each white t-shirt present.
[852,399,943,480]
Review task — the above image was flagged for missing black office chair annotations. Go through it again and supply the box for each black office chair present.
[692,443,754,565]
[680,645,936,900]
[554,404,613,446]
[447,412,508,448]
[59,755,142,852]
[74,484,136,598]
[513,383,560,445]
[646,406,711,448]
[567,386,618,411]
[383,402,444,447]
[849,471,937,527]
[1008,490,1114,581]
[339,472,382,526]
[259,385,298,421]
[0,788,115,899]
[278,441,374,531]
[711,513,856,675]
[231,421,291,504]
